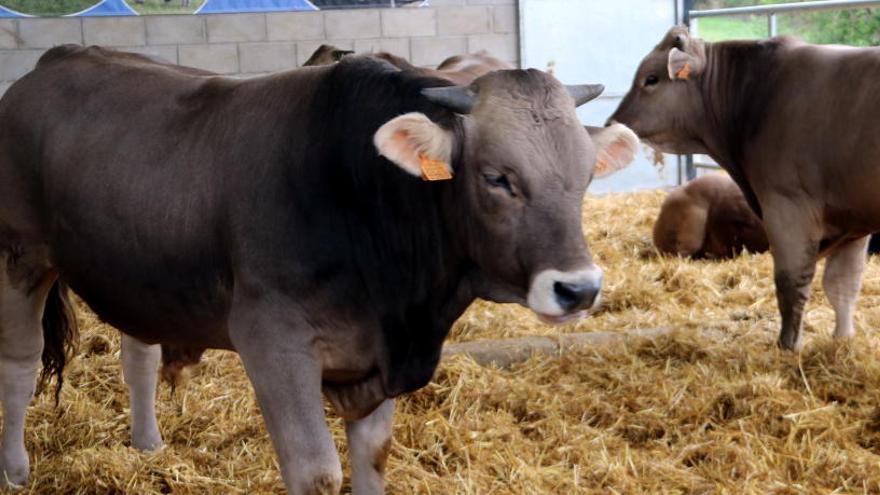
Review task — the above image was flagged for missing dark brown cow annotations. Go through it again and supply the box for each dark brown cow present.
[0,45,636,493]
[610,26,880,350]
[654,173,769,259]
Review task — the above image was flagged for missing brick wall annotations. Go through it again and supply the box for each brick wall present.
[0,0,518,97]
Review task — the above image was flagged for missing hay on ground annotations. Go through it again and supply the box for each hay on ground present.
[10,190,880,494]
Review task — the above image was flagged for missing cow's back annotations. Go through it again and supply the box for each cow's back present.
[753,43,880,229]
[0,46,328,345]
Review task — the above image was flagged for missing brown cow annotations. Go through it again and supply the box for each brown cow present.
[0,45,636,492]
[610,26,880,350]
[654,173,769,259]
[432,51,514,85]
[302,44,514,85]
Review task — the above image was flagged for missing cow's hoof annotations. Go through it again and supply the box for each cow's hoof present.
[312,472,342,495]
[295,471,342,495]
[833,328,855,339]
[131,430,164,452]
[0,454,29,488]
[777,335,802,352]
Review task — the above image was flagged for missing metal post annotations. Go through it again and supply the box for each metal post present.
[690,17,699,36]
[685,154,696,181]
[768,13,778,36]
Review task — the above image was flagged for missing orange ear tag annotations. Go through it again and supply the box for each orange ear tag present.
[419,153,453,181]
[675,62,692,80]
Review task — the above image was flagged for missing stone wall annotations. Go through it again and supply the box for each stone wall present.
[0,0,518,96]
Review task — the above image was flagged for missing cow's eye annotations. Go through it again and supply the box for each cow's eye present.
[644,74,660,87]
[484,173,515,195]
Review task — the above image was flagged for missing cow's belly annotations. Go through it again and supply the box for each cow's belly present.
[65,265,233,348]
[50,219,234,348]
[818,163,880,241]
[37,158,235,347]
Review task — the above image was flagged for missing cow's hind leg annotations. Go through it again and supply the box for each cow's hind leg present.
[229,304,342,494]
[121,334,163,451]
[822,235,869,339]
[763,200,821,351]
[0,250,55,486]
[345,398,394,495]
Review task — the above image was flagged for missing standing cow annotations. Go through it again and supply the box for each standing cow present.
[0,45,637,493]
[610,26,880,350]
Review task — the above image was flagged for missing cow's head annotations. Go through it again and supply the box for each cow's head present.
[609,26,708,154]
[374,69,637,323]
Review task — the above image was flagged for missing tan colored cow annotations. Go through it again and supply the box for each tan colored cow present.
[611,26,880,350]
[654,173,768,259]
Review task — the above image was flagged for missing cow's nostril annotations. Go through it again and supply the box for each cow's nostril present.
[553,281,598,312]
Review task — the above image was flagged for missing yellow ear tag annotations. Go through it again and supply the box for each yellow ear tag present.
[675,62,692,80]
[419,153,453,181]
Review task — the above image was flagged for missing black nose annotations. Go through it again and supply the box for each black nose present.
[553,281,600,312]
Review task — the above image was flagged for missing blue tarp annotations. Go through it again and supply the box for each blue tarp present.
[196,0,317,14]
[0,5,30,17]
[68,0,138,17]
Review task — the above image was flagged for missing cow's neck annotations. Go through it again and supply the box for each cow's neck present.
[289,57,478,397]
[696,39,787,216]
[371,205,476,397]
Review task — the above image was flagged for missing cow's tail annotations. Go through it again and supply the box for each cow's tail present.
[38,280,79,404]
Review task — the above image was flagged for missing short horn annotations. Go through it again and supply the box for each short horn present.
[566,84,605,107]
[421,86,475,114]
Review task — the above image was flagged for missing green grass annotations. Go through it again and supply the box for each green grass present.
[0,0,96,15]
[695,16,771,42]
[125,0,204,15]
[693,4,880,47]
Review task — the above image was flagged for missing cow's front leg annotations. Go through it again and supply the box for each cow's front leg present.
[121,334,163,451]
[345,399,394,495]
[229,306,341,495]
[763,201,821,351]
[823,235,869,339]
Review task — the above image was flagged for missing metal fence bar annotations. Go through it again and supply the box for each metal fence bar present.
[690,0,880,18]
[683,0,880,181]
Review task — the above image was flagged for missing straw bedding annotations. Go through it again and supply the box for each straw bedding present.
[10,189,880,494]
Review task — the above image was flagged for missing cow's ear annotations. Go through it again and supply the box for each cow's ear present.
[667,47,703,81]
[333,49,354,61]
[588,123,639,179]
[374,112,454,178]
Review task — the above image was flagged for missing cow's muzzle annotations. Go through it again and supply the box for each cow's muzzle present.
[527,265,603,324]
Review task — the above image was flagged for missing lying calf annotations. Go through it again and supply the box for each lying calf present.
[653,173,768,259]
